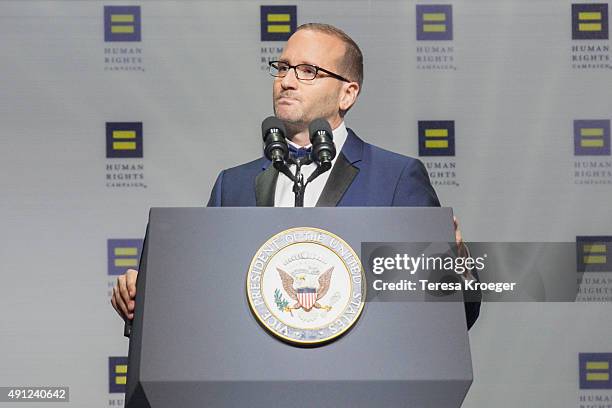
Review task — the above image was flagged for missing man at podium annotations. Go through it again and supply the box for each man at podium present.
[111,23,480,329]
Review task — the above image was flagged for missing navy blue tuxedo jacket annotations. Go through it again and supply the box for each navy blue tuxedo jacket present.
[208,129,440,207]
[207,129,480,329]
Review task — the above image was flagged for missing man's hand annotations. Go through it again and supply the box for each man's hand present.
[111,269,138,321]
[454,216,475,280]
[454,216,468,257]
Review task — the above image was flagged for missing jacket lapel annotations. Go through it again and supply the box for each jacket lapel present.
[316,129,364,207]
[255,160,278,207]
[255,129,365,207]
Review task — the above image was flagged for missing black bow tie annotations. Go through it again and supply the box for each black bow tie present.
[288,145,312,160]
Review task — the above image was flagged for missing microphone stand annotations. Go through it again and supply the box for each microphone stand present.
[289,155,334,207]
[289,156,311,207]
[276,151,332,208]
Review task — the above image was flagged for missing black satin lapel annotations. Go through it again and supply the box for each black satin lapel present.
[255,165,278,207]
[316,152,359,207]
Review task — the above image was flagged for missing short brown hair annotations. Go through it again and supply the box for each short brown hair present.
[296,23,364,89]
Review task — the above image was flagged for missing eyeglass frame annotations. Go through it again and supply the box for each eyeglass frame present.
[268,60,351,83]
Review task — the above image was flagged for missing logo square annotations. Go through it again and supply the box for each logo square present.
[572,3,609,40]
[580,353,612,389]
[107,239,143,276]
[109,356,128,393]
[260,5,297,41]
[416,4,453,41]
[418,120,455,156]
[106,122,143,159]
[104,6,141,42]
[576,236,612,272]
[574,119,611,156]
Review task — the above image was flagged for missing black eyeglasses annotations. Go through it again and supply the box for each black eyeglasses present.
[269,61,351,83]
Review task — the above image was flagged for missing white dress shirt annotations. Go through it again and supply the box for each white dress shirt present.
[274,121,348,207]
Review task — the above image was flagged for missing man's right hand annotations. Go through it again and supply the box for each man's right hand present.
[111,269,138,321]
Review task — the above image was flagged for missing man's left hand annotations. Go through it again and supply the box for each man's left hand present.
[454,215,468,258]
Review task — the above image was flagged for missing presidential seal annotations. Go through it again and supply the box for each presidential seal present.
[246,227,365,346]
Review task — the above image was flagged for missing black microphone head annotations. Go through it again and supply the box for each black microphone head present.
[261,116,286,141]
[261,116,288,162]
[308,118,336,165]
[308,118,333,142]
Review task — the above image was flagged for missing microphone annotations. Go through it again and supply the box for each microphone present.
[309,118,336,170]
[308,118,336,172]
[261,116,289,164]
[261,116,296,183]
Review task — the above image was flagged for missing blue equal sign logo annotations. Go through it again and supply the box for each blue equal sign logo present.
[108,356,128,393]
[572,3,609,40]
[576,236,612,272]
[580,353,612,389]
[107,239,143,275]
[416,4,453,41]
[104,6,141,42]
[260,5,297,41]
[574,119,611,156]
[106,122,143,158]
[418,120,455,156]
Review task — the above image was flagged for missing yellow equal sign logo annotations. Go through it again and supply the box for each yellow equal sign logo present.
[110,13,135,34]
[106,122,142,158]
[112,130,137,151]
[419,120,454,156]
[578,11,603,32]
[114,363,128,385]
[586,360,610,381]
[261,6,296,41]
[105,6,141,42]
[583,242,607,265]
[267,13,291,33]
[424,128,449,149]
[109,356,129,393]
[580,127,605,148]
[580,353,612,389]
[577,236,612,272]
[114,245,139,268]
[108,239,143,275]
[417,5,453,41]
[572,4,608,40]
[422,12,447,33]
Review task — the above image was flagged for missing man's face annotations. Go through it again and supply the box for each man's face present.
[273,29,348,133]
